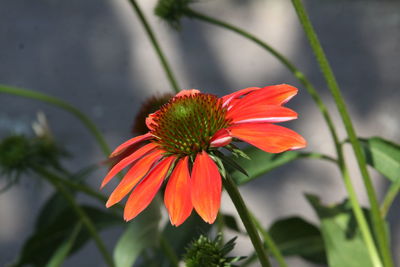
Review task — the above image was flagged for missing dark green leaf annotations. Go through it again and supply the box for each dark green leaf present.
[268,216,326,264]
[13,205,120,267]
[45,223,82,267]
[306,194,373,267]
[114,197,162,267]
[223,214,241,233]
[359,137,400,182]
[230,147,307,185]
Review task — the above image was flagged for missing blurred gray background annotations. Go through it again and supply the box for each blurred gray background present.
[0,0,399,266]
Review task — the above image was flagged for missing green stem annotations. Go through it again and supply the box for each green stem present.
[381,178,400,218]
[290,1,392,266]
[185,9,342,159]
[223,174,272,267]
[0,84,110,156]
[250,213,288,267]
[159,234,180,267]
[128,0,180,93]
[34,166,115,267]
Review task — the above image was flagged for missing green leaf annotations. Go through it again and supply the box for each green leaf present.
[268,217,326,264]
[359,137,400,182]
[45,223,82,267]
[222,214,241,233]
[113,197,162,267]
[306,194,374,267]
[13,205,120,267]
[230,147,308,185]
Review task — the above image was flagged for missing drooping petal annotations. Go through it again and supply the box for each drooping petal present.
[210,128,232,147]
[175,89,200,98]
[228,84,298,112]
[164,157,193,226]
[191,151,221,224]
[229,123,306,153]
[227,105,298,124]
[124,156,175,221]
[110,133,152,158]
[106,149,164,207]
[101,143,157,188]
[222,87,260,107]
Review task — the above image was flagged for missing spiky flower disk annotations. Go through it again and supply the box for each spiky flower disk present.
[150,94,230,156]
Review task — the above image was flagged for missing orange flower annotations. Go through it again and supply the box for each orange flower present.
[101,85,306,226]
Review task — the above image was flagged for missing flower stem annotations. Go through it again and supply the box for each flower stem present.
[290,1,392,266]
[223,174,272,267]
[381,178,400,218]
[33,166,115,267]
[0,84,110,156]
[250,212,288,267]
[128,0,180,93]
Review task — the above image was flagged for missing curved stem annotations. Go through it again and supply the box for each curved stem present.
[381,178,400,218]
[290,1,392,266]
[223,174,272,267]
[250,212,288,267]
[0,84,110,156]
[34,166,115,267]
[128,0,180,93]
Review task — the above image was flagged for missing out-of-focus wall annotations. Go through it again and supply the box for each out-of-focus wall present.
[0,0,399,266]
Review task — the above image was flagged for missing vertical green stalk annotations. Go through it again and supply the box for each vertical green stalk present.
[34,166,115,267]
[128,0,180,93]
[290,1,392,266]
[223,174,272,267]
[0,85,110,156]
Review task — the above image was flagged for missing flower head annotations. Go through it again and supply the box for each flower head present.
[183,234,244,267]
[102,85,306,226]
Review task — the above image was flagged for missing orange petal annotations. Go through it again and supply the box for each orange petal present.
[228,84,298,112]
[222,87,260,107]
[110,133,152,158]
[229,123,306,153]
[210,128,232,147]
[191,151,221,224]
[227,105,298,124]
[106,149,163,207]
[124,156,175,221]
[101,143,157,188]
[164,157,193,226]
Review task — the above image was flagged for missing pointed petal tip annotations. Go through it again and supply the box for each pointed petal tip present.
[105,199,115,208]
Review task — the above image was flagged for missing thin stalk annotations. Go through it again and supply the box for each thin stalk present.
[128,0,180,93]
[381,178,400,218]
[339,163,383,267]
[223,174,272,267]
[290,1,392,266]
[0,84,110,156]
[184,9,342,159]
[250,213,288,267]
[34,166,115,267]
